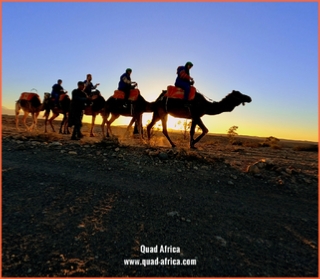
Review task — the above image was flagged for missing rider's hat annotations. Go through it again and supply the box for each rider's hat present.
[126,68,132,73]
[185,61,193,67]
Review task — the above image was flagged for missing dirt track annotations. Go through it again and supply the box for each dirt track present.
[2,115,318,276]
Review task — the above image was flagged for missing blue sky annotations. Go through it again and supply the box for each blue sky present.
[2,2,318,141]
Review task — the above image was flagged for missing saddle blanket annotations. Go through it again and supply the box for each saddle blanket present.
[20,92,40,102]
[51,94,68,102]
[165,85,196,101]
[113,89,140,101]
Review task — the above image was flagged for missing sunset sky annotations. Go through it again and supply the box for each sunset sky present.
[2,2,318,142]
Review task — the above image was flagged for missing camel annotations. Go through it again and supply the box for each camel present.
[83,90,106,137]
[101,91,154,139]
[15,92,51,131]
[147,89,252,148]
[43,93,71,134]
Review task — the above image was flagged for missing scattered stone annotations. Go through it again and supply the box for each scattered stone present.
[303,178,311,184]
[247,164,260,174]
[276,178,284,185]
[30,141,41,145]
[215,236,227,247]
[68,151,77,155]
[148,150,160,156]
[158,152,169,160]
[49,141,62,146]
[285,167,294,174]
[228,181,234,185]
[247,158,275,174]
[167,211,179,217]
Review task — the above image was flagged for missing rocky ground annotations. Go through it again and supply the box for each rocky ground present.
[2,115,318,276]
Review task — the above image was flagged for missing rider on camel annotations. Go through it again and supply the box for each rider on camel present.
[51,79,67,108]
[118,68,138,108]
[174,61,194,102]
[84,74,100,98]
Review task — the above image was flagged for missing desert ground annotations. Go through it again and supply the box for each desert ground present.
[2,114,318,277]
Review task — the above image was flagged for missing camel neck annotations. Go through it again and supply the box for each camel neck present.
[205,96,237,116]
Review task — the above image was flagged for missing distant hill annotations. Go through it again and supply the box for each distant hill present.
[2,107,15,115]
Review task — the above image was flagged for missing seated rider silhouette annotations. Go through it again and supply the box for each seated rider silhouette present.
[118,68,138,108]
[84,74,100,97]
[51,79,67,108]
[174,62,194,105]
[84,74,100,107]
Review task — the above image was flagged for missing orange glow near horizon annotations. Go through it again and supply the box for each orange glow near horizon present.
[81,114,318,142]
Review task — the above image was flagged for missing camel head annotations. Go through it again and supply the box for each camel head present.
[42,92,51,111]
[43,92,51,101]
[227,90,252,106]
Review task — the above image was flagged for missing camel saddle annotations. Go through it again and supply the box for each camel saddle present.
[113,89,140,101]
[59,93,68,101]
[165,85,196,101]
[20,92,41,102]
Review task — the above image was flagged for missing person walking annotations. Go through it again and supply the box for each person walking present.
[69,81,90,140]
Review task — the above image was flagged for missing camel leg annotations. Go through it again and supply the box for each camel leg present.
[190,118,208,149]
[59,115,65,134]
[64,112,70,135]
[137,114,144,140]
[29,112,36,131]
[127,117,136,130]
[147,112,161,140]
[22,111,30,131]
[34,112,40,130]
[90,114,96,137]
[64,117,70,134]
[43,110,50,133]
[61,113,70,134]
[101,112,110,139]
[160,114,176,148]
[125,117,136,137]
[44,115,48,133]
[30,112,39,131]
[49,113,58,133]
[107,114,120,137]
[15,103,21,131]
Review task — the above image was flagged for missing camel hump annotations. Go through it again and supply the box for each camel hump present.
[113,89,140,101]
[165,85,196,101]
[20,92,40,101]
